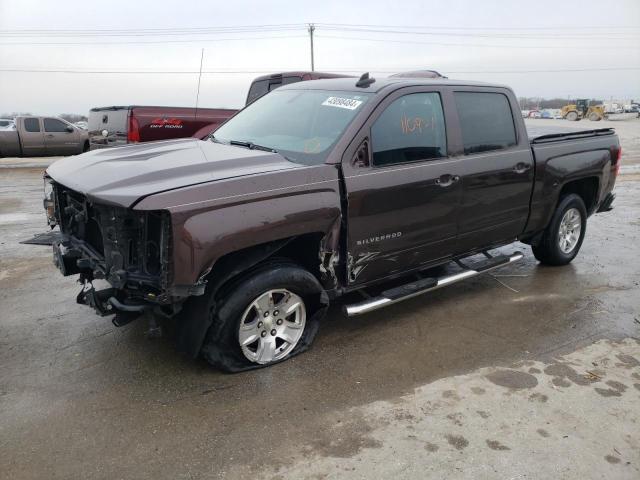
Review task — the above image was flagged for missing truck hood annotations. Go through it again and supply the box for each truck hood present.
[46,138,301,207]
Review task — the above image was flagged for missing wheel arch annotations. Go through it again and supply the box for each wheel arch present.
[558,176,600,215]
[522,175,599,246]
[175,232,333,359]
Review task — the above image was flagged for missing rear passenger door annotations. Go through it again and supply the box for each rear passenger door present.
[43,118,79,155]
[451,90,534,253]
[19,117,46,156]
[342,88,463,286]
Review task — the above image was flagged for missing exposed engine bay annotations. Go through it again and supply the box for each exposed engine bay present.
[45,176,173,319]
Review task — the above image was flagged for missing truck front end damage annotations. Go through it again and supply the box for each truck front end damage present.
[46,177,175,323]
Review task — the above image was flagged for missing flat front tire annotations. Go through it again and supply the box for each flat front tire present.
[200,262,328,372]
[532,193,587,266]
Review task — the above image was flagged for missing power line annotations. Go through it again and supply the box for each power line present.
[0,26,305,38]
[3,32,636,48]
[1,23,636,42]
[2,67,638,74]
[315,22,640,31]
[2,22,637,34]
[0,34,307,46]
[0,24,304,34]
[318,25,640,40]
[316,34,640,50]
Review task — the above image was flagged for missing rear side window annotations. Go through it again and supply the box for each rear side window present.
[44,118,69,132]
[246,76,303,104]
[281,76,302,86]
[247,80,270,104]
[371,92,447,166]
[24,118,40,132]
[454,92,517,154]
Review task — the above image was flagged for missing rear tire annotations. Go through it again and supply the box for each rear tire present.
[532,193,587,266]
[82,141,90,153]
[200,262,328,372]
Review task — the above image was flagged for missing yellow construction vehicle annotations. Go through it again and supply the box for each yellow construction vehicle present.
[562,99,606,121]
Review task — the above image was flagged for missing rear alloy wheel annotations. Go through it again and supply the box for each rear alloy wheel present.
[532,193,587,266]
[238,289,306,364]
[557,208,582,254]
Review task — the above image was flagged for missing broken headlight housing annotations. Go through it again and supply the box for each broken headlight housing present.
[43,175,57,227]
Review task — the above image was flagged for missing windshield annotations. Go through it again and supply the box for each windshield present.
[213,89,372,165]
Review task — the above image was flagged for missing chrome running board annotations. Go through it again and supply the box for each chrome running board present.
[343,251,524,317]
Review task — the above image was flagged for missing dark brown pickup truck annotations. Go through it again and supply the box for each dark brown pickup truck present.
[44,75,619,371]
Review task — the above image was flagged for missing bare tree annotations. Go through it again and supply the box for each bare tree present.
[58,113,88,123]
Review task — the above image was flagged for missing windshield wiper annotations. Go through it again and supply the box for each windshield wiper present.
[228,140,276,153]
[221,138,295,162]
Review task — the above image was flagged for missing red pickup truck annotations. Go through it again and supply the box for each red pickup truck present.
[88,71,348,149]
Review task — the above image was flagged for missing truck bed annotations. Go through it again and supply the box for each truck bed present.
[525,127,619,235]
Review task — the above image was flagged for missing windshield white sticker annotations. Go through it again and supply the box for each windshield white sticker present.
[322,97,363,110]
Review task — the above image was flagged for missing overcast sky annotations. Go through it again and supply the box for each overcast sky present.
[1,0,639,115]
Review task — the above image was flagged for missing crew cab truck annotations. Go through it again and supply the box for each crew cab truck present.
[0,116,89,157]
[44,75,619,371]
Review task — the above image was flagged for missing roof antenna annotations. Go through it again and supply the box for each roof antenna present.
[356,72,375,88]
[194,48,204,119]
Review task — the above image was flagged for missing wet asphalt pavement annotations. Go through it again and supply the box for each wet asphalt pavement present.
[1,164,639,479]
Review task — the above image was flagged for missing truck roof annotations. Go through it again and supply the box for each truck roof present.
[278,76,510,94]
[90,105,237,112]
[249,71,351,82]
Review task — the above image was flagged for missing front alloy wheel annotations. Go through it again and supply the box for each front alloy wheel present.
[239,289,306,364]
[198,261,327,372]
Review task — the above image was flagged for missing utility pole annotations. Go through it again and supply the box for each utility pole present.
[308,23,315,71]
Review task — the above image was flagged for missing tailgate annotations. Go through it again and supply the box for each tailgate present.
[88,108,129,149]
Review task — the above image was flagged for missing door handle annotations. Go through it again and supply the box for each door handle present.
[46,134,54,137]
[513,163,531,174]
[435,174,460,187]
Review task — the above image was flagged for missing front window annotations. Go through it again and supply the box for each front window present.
[371,92,447,166]
[44,118,70,133]
[214,89,372,165]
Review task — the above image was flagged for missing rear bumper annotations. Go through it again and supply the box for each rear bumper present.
[597,192,615,213]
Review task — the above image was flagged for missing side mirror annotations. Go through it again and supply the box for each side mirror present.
[65,126,74,133]
[352,138,370,168]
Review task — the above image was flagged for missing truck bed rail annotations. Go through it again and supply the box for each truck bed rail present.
[530,128,614,144]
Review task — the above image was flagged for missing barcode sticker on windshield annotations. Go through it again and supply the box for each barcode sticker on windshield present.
[322,97,363,110]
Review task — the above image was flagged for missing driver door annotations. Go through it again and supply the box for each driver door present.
[341,87,463,286]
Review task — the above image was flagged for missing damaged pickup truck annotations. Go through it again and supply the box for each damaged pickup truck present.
[44,74,620,371]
